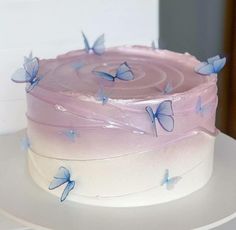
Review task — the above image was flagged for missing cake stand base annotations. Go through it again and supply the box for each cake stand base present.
[0,130,235,230]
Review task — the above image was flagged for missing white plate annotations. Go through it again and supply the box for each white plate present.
[0,130,235,230]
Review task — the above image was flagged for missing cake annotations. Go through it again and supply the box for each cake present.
[11,35,226,207]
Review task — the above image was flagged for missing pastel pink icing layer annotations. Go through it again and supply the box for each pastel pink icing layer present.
[26,46,218,160]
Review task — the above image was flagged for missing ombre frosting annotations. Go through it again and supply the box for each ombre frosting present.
[26,46,218,160]
[26,46,219,206]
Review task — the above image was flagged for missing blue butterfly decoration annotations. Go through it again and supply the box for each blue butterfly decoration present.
[49,166,75,202]
[163,82,173,94]
[63,129,79,142]
[20,136,30,151]
[161,169,182,190]
[93,62,134,81]
[151,39,166,50]
[195,96,211,116]
[96,87,109,105]
[151,40,157,50]
[24,51,33,64]
[195,55,226,75]
[145,100,174,137]
[11,57,43,93]
[71,61,84,70]
[82,32,105,55]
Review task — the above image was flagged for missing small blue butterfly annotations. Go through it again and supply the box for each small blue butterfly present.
[195,55,226,75]
[63,129,79,142]
[161,169,182,190]
[96,87,109,105]
[163,82,173,94]
[82,32,105,55]
[151,39,166,50]
[20,136,30,151]
[49,166,75,202]
[71,61,84,70]
[151,40,157,50]
[93,62,134,81]
[11,57,43,93]
[195,96,211,116]
[145,100,174,137]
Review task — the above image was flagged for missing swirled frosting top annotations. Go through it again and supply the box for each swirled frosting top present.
[36,46,215,101]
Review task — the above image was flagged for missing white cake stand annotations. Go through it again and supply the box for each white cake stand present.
[0,130,235,230]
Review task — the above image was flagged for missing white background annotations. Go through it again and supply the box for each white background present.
[0,0,158,134]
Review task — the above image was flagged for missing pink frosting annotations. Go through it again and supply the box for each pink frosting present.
[26,46,218,160]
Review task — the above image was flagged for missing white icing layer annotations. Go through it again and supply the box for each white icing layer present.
[28,132,215,206]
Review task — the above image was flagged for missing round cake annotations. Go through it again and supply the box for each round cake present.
[22,46,218,207]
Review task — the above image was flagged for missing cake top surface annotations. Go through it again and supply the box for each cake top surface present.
[37,46,215,101]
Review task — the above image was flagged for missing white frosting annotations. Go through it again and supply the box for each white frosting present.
[28,131,215,206]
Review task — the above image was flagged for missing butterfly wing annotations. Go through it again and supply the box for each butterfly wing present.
[49,167,70,190]
[93,71,114,81]
[146,106,155,123]
[156,114,174,132]
[145,106,157,137]
[161,169,169,186]
[195,62,214,75]
[166,176,182,190]
[64,130,78,141]
[82,32,90,52]
[156,100,173,116]
[207,55,220,64]
[24,51,33,64]
[11,68,28,83]
[196,96,212,116]
[202,103,213,115]
[97,88,108,105]
[116,62,134,81]
[24,57,39,81]
[213,57,226,73]
[71,62,84,70]
[151,41,156,50]
[20,136,30,151]
[25,75,42,93]
[61,180,75,202]
[92,34,105,55]
[195,96,202,114]
[156,101,174,132]
[163,82,172,94]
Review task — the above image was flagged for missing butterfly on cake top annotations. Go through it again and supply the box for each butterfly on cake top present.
[11,52,43,93]
[82,32,105,55]
[157,82,173,95]
[194,55,226,75]
[71,61,84,70]
[151,40,158,50]
[93,62,134,82]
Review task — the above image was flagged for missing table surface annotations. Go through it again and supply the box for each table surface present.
[0,132,235,230]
